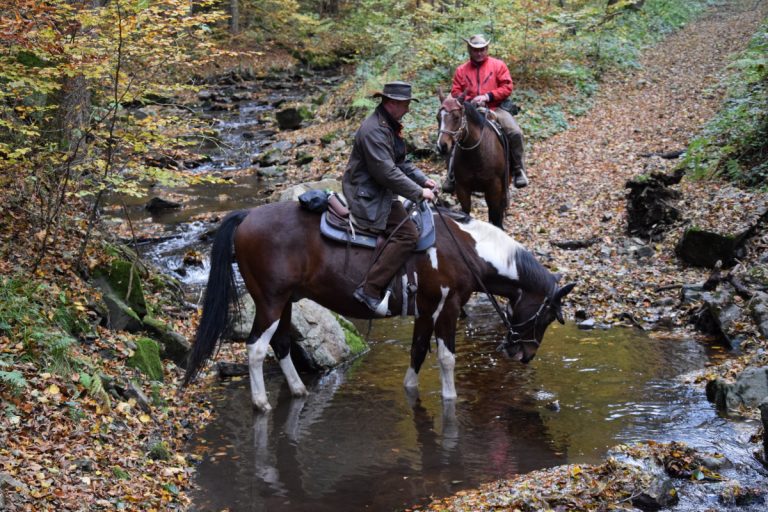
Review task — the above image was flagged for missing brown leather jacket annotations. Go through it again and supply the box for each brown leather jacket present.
[342,106,427,231]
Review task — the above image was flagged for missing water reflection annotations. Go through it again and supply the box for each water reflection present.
[190,301,721,512]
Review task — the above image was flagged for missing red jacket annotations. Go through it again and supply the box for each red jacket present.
[451,56,513,110]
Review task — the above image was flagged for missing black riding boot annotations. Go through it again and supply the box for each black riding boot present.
[507,132,528,189]
[441,168,456,193]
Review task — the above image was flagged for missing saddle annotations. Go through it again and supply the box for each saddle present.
[320,193,436,251]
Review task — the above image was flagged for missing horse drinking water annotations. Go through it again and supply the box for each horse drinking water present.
[437,94,510,228]
[182,200,574,412]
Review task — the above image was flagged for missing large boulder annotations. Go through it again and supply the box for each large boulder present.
[128,337,164,381]
[749,291,768,339]
[706,367,768,412]
[676,227,746,268]
[689,285,744,348]
[92,259,148,332]
[230,295,367,371]
[275,107,302,130]
[273,178,341,203]
[142,315,191,367]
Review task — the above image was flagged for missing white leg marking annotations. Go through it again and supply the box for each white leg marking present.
[279,355,308,397]
[432,286,450,325]
[403,366,419,389]
[248,320,279,412]
[427,247,438,269]
[436,338,457,400]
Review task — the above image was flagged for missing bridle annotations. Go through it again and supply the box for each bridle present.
[497,298,552,354]
[438,105,486,151]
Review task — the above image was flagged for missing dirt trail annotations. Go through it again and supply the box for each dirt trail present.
[507,0,768,323]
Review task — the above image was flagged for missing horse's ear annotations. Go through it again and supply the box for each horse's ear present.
[438,87,445,103]
[457,93,465,104]
[554,282,576,302]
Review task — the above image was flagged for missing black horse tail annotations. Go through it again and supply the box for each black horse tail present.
[182,210,249,387]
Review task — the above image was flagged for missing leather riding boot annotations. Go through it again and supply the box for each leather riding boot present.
[512,166,528,189]
[441,168,456,193]
[507,131,528,189]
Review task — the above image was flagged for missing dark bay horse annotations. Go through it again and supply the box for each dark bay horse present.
[437,94,510,228]
[182,201,575,412]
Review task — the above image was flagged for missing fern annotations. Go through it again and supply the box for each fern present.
[0,370,27,396]
[35,331,77,376]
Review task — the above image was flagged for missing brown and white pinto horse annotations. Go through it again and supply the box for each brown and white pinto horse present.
[437,94,510,228]
[182,201,575,412]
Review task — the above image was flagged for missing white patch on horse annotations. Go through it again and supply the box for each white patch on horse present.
[439,109,448,134]
[403,367,419,389]
[432,285,450,325]
[427,246,438,269]
[279,355,308,397]
[436,338,457,399]
[457,219,523,280]
[248,320,279,411]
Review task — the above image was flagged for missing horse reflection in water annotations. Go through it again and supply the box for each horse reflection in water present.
[182,201,574,412]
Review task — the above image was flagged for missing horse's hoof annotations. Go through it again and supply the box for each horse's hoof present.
[253,400,272,413]
[292,387,309,398]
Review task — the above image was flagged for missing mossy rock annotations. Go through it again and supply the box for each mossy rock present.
[129,337,164,381]
[142,315,191,367]
[676,227,745,268]
[334,314,368,355]
[94,259,147,318]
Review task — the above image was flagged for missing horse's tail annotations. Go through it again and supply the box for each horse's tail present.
[182,210,249,387]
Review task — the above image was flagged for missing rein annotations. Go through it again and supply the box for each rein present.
[434,206,551,352]
[434,206,512,331]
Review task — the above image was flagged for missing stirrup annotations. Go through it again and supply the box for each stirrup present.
[513,169,528,189]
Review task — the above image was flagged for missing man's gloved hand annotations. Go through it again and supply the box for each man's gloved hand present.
[470,94,489,106]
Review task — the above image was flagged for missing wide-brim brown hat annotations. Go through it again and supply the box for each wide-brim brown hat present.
[372,81,419,102]
[463,34,491,48]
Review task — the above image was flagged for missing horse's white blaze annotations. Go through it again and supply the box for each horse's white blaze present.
[432,285,450,325]
[436,338,457,399]
[427,246,438,269]
[457,218,522,280]
[279,355,308,397]
[248,320,279,411]
[403,367,419,389]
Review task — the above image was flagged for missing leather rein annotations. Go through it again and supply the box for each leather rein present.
[433,206,552,353]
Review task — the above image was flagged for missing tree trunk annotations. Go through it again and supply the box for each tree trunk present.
[53,74,90,152]
[230,0,239,35]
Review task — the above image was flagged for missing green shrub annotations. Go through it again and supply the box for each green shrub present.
[681,20,768,188]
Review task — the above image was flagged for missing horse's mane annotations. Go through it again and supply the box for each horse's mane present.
[515,249,558,296]
[463,101,492,130]
[434,206,471,223]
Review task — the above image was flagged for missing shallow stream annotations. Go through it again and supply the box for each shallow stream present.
[187,301,762,512]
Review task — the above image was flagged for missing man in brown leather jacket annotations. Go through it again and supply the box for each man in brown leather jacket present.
[342,81,436,316]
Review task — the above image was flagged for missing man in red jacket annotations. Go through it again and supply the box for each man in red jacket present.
[442,34,528,192]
